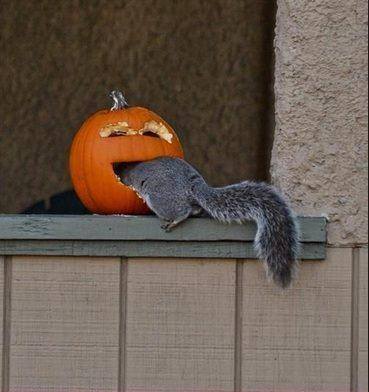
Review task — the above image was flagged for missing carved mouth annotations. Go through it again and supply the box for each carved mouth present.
[113,162,127,182]
[112,161,142,184]
[113,161,145,200]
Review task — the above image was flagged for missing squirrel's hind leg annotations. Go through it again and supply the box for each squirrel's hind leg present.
[145,194,193,232]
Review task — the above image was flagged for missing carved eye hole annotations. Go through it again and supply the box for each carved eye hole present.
[105,133,125,138]
[99,121,173,143]
[142,131,160,139]
[103,130,160,139]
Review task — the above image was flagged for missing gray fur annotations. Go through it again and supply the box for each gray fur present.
[121,157,300,288]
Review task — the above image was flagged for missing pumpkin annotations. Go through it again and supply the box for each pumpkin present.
[69,90,184,214]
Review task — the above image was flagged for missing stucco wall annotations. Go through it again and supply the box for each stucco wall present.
[272,0,368,245]
[0,0,275,214]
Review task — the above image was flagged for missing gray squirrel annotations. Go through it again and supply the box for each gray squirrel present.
[120,157,300,288]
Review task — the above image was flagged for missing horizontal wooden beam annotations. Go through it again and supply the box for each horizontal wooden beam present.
[0,215,326,242]
[0,240,325,260]
[0,215,326,259]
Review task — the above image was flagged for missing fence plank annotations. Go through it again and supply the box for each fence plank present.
[0,256,4,389]
[241,248,352,391]
[125,259,235,392]
[9,256,120,391]
[359,248,368,392]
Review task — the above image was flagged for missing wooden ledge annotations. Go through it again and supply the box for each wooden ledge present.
[0,215,326,259]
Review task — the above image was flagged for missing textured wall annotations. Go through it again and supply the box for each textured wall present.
[272,0,368,245]
[0,0,275,213]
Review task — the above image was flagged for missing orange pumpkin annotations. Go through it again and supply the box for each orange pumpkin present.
[69,90,184,214]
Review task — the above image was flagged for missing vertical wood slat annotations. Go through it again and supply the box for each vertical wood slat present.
[9,256,121,391]
[125,258,236,392]
[118,257,128,392]
[0,256,5,390]
[1,256,10,392]
[241,248,352,392]
[358,248,368,392]
[234,260,243,392]
[351,248,360,392]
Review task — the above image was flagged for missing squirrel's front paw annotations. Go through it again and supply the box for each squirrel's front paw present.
[160,221,173,232]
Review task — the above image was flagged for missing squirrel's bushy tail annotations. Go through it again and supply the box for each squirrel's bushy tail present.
[192,179,300,288]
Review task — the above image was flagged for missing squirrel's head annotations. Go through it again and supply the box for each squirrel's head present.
[117,157,171,192]
[118,162,140,187]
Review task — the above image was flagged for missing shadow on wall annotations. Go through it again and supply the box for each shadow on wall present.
[23,190,89,215]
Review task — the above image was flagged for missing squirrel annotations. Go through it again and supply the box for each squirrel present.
[120,156,300,288]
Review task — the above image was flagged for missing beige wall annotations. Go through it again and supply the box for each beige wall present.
[272,0,368,245]
[0,0,275,213]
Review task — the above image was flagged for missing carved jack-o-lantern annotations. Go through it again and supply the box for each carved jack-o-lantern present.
[69,91,184,214]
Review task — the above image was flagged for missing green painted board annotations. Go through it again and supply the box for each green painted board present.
[0,215,326,259]
[0,215,326,242]
[0,240,325,260]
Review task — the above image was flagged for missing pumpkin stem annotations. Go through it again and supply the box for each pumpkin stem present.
[109,90,129,111]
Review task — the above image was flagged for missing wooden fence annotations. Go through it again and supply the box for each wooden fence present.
[0,215,367,392]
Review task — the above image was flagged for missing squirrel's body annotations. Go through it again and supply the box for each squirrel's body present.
[121,157,300,288]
